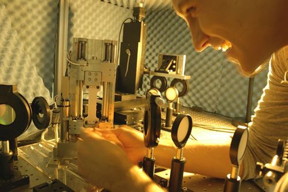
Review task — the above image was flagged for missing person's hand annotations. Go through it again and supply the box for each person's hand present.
[77,128,134,190]
[96,125,146,164]
[78,128,167,192]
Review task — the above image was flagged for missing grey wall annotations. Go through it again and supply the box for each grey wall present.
[0,0,57,139]
[0,0,58,96]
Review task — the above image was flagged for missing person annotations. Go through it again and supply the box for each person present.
[77,0,288,191]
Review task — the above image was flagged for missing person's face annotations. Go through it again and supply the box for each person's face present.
[172,0,274,76]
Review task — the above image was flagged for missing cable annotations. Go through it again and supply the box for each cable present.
[66,55,86,66]
[117,18,133,66]
[40,127,56,146]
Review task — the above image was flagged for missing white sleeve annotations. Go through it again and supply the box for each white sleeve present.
[241,46,288,180]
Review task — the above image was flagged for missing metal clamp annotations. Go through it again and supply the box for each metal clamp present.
[0,85,32,140]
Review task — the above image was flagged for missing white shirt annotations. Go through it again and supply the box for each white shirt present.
[242,46,288,179]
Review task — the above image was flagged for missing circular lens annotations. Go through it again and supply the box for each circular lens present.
[165,87,178,102]
[177,116,190,142]
[237,128,248,161]
[171,114,193,148]
[0,87,32,141]
[229,125,249,165]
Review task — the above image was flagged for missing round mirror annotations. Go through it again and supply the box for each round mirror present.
[165,87,179,102]
[238,129,248,161]
[177,116,190,143]
[229,125,249,166]
[171,114,193,148]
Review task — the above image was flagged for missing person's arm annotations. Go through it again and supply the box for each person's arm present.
[99,126,234,178]
[155,139,233,178]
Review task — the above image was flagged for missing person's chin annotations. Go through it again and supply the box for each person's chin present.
[239,58,270,77]
[226,53,269,77]
[225,55,253,77]
[238,67,258,77]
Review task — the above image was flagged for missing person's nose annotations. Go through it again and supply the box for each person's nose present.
[187,18,210,52]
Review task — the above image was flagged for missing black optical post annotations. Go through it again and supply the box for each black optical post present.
[143,89,162,179]
[224,125,248,192]
[169,114,193,192]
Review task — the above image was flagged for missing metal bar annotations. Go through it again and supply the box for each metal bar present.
[246,77,254,123]
[55,0,69,97]
[231,166,239,179]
